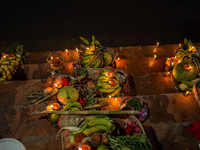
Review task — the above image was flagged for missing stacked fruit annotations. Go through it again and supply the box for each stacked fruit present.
[0,55,21,81]
[80,36,113,68]
[97,69,121,98]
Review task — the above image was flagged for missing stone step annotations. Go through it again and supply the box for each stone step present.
[152,122,199,150]
[130,72,176,96]
[19,135,61,150]
[135,93,200,127]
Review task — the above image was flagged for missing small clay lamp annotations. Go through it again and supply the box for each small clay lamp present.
[106,72,114,78]
[51,103,60,110]
[109,79,117,86]
[78,144,91,150]
[46,105,53,111]
[184,65,191,71]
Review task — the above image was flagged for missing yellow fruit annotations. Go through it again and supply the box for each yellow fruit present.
[97,144,109,150]
[50,113,60,123]
[103,52,112,66]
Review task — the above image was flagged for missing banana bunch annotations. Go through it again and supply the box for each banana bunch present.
[174,48,188,60]
[0,56,20,81]
[97,69,121,98]
[63,101,83,111]
[72,118,113,136]
[80,36,113,68]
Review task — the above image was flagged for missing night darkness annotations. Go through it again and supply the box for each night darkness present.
[0,0,200,50]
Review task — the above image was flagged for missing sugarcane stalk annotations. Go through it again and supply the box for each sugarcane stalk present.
[26,95,46,105]
[34,90,58,104]
[30,110,139,115]
[69,74,86,85]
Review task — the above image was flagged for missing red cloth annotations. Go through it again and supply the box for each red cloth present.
[188,121,200,140]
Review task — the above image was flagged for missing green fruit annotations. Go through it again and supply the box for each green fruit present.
[172,61,198,82]
[50,113,60,123]
[58,86,79,104]
[97,144,110,150]
[103,52,112,66]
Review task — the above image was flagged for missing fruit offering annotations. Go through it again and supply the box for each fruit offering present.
[80,36,117,68]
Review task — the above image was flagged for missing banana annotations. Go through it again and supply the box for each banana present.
[113,74,120,81]
[1,61,10,65]
[7,74,12,80]
[99,88,116,93]
[98,76,110,81]
[82,125,109,136]
[84,51,94,55]
[85,55,98,67]
[1,65,10,75]
[63,101,82,110]
[93,58,101,68]
[97,81,110,87]
[103,69,112,72]
[0,78,6,81]
[72,121,89,135]
[102,84,120,89]
[91,57,99,67]
[106,87,122,98]
[101,72,114,77]
[70,107,80,111]
[99,59,104,68]
[82,55,94,61]
[88,118,112,129]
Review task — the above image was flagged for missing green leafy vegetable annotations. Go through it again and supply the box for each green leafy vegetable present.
[79,36,90,45]
[126,98,141,110]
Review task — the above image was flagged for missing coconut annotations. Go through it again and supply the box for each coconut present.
[58,86,79,104]
[172,61,198,82]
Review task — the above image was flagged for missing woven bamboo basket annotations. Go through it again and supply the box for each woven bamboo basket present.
[59,114,146,150]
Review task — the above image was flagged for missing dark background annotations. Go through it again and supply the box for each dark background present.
[0,0,200,51]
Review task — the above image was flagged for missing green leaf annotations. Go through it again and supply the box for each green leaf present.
[92,35,95,43]
[79,36,90,45]
[90,41,95,46]
[184,38,188,45]
[95,40,100,46]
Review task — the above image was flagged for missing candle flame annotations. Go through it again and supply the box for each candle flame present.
[51,56,53,60]
[175,56,177,58]
[117,57,120,61]
[172,62,174,65]
[179,43,181,47]
[167,58,169,60]
[86,47,89,49]
[55,84,57,87]
[189,66,191,69]
[109,95,111,98]
[115,98,117,101]
[51,105,53,108]
[154,55,157,59]
[109,80,111,84]
[76,48,79,52]
[65,49,68,52]
[192,46,194,49]
[179,60,181,63]
[157,42,159,47]
[78,148,82,150]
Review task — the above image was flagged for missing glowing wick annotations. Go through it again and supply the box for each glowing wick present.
[65,49,69,55]
[165,72,170,77]
[76,48,79,52]
[154,55,157,60]
[185,91,189,96]
[157,42,159,47]
[117,57,120,61]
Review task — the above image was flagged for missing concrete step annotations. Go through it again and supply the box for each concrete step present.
[152,122,199,150]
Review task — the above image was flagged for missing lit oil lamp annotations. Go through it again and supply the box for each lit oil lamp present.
[46,105,53,111]
[109,79,117,86]
[51,103,60,110]
[184,65,191,71]
[165,72,170,77]
[106,72,114,78]
[78,144,91,150]
[65,49,69,55]
[154,55,157,60]
[185,91,189,96]
[157,42,159,47]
